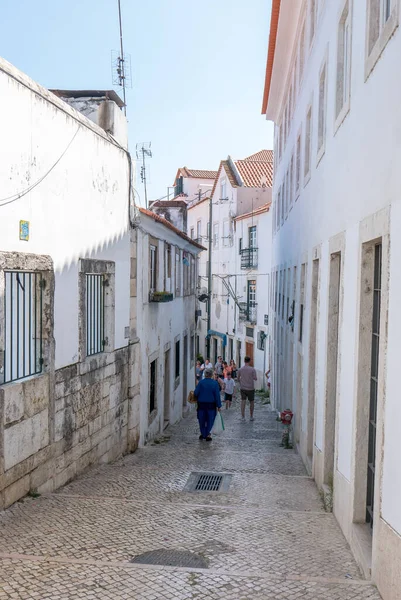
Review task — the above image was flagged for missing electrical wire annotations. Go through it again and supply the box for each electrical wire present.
[0,127,80,208]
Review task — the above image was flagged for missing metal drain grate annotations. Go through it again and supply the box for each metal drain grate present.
[195,474,223,491]
[184,471,232,493]
[131,549,209,569]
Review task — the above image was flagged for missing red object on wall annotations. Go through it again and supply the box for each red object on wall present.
[280,409,293,425]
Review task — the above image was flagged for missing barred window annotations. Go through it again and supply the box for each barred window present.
[4,271,43,383]
[86,274,105,357]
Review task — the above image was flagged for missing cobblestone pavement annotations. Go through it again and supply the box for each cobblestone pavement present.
[0,394,381,599]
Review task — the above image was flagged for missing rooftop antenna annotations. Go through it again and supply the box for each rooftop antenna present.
[136,142,152,208]
[112,0,132,115]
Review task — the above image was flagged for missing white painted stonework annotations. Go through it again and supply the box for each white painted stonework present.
[264,1,401,598]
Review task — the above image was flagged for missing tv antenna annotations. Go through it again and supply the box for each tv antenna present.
[136,142,152,208]
[112,0,132,115]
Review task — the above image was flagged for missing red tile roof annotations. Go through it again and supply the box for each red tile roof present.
[138,207,206,250]
[244,150,274,162]
[210,160,240,199]
[262,0,282,115]
[234,158,273,188]
[174,167,218,184]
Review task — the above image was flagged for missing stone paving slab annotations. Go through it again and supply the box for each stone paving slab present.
[0,395,381,599]
[0,559,381,600]
[0,494,359,578]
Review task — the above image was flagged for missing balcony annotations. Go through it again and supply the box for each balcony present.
[239,302,257,324]
[240,247,258,269]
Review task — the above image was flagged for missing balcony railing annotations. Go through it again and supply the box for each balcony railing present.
[240,247,258,269]
[239,302,257,324]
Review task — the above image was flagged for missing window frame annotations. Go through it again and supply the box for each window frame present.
[335,0,352,133]
[304,101,313,185]
[365,0,398,79]
[317,52,328,164]
[295,128,302,198]
[213,223,219,249]
[149,243,158,295]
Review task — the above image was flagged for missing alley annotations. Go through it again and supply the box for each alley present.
[0,396,380,600]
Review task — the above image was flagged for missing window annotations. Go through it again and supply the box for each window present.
[246,327,254,338]
[304,105,312,180]
[223,220,230,247]
[239,237,243,254]
[206,222,210,240]
[175,248,181,296]
[183,252,190,295]
[196,220,202,241]
[317,59,328,159]
[213,223,219,249]
[190,333,195,365]
[86,273,105,356]
[220,178,227,200]
[164,243,172,292]
[277,189,281,229]
[190,227,195,240]
[150,359,157,413]
[296,131,302,195]
[280,183,285,225]
[285,168,290,217]
[3,271,44,383]
[310,0,317,45]
[366,0,397,76]
[175,340,180,379]
[189,254,195,294]
[248,226,257,248]
[289,154,294,210]
[247,280,257,324]
[299,21,306,81]
[336,1,351,124]
[150,244,157,294]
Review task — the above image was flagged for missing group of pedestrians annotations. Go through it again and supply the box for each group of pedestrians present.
[193,356,257,441]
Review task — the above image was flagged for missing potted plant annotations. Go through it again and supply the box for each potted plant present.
[149,291,174,303]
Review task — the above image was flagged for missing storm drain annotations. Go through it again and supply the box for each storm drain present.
[130,549,209,569]
[184,472,232,492]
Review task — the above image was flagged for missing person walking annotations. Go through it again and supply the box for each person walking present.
[237,356,257,422]
[230,359,237,379]
[215,356,224,379]
[194,368,222,441]
[223,371,235,409]
[195,360,202,384]
[201,358,212,378]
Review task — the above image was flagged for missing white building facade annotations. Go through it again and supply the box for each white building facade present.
[0,56,203,509]
[130,208,203,444]
[262,1,401,598]
[187,152,273,385]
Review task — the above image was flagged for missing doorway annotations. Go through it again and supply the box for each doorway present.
[237,340,241,368]
[324,253,341,484]
[213,338,218,364]
[307,259,319,461]
[164,350,170,429]
[245,342,254,366]
[183,335,188,407]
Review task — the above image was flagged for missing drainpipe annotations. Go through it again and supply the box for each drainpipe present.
[206,195,213,358]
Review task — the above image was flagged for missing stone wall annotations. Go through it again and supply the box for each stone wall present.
[0,345,136,509]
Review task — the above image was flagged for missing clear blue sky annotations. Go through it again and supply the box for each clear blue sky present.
[1,0,273,203]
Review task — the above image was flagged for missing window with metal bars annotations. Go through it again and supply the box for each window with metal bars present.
[86,274,105,357]
[4,271,43,383]
[366,243,382,529]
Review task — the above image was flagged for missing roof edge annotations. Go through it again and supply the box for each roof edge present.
[262,0,282,115]
[137,207,206,251]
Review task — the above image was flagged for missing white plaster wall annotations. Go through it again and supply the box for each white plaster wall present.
[135,215,201,444]
[183,177,214,204]
[0,59,131,369]
[268,0,401,543]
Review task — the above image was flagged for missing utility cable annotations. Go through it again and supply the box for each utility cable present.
[0,127,80,208]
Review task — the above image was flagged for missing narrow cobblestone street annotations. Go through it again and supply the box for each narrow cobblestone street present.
[0,395,380,599]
